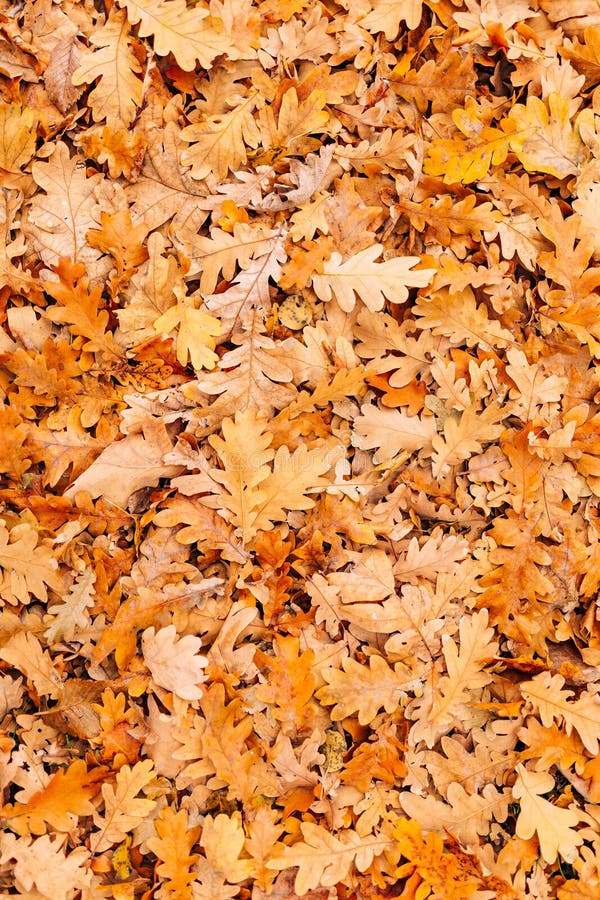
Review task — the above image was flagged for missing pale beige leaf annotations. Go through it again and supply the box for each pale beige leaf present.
[316,654,419,725]
[142,624,208,700]
[266,822,393,895]
[406,610,498,747]
[0,833,92,900]
[44,569,96,643]
[194,319,295,415]
[64,419,182,507]
[312,245,434,312]
[352,404,436,464]
[174,222,277,293]
[119,0,231,70]
[329,549,395,604]
[181,93,260,179]
[26,142,102,271]
[431,403,505,477]
[398,781,508,845]
[413,286,514,350]
[0,521,60,606]
[520,672,600,755]
[200,813,254,883]
[393,532,469,584]
[71,9,143,125]
[0,631,62,699]
[361,0,423,38]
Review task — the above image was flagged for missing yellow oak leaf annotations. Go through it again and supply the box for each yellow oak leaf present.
[508,93,586,178]
[513,765,583,864]
[425,103,513,184]
[520,671,600,755]
[0,103,37,173]
[153,301,221,370]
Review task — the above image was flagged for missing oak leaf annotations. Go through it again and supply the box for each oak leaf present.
[91,758,157,852]
[142,624,208,700]
[181,93,261,180]
[43,258,122,359]
[406,610,498,747]
[361,0,423,36]
[398,781,508,845]
[0,103,37,173]
[198,812,254,885]
[0,519,60,606]
[431,402,505,476]
[395,195,501,253]
[0,832,92,900]
[1,759,103,837]
[26,141,103,271]
[352,403,436,464]
[316,654,418,725]
[266,822,394,896]
[312,244,434,312]
[258,87,330,154]
[44,568,96,643]
[64,417,182,507]
[117,231,186,346]
[425,104,513,184]
[0,190,44,304]
[393,532,469,584]
[0,630,62,699]
[390,38,475,114]
[255,634,317,735]
[412,286,514,350]
[119,0,231,70]
[392,818,479,898]
[205,407,330,540]
[513,764,583,864]
[520,671,600,754]
[71,8,143,126]
[153,301,221,370]
[146,806,200,899]
[508,93,586,178]
[176,222,278,293]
